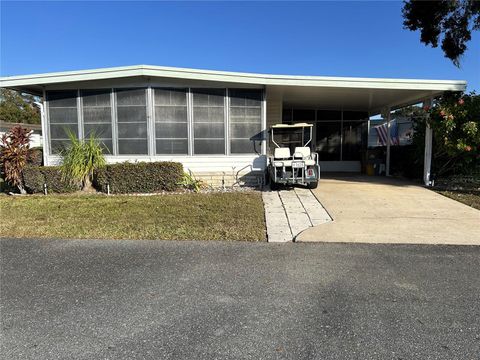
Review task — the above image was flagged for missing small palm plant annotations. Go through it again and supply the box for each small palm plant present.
[179,170,205,192]
[61,131,106,191]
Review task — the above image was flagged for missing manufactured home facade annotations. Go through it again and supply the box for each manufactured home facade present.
[0,65,466,186]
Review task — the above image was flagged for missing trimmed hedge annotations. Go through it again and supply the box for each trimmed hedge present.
[23,166,80,193]
[94,161,183,193]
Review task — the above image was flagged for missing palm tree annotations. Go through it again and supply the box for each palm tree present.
[61,131,106,191]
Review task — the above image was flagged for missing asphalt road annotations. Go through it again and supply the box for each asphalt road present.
[1,239,479,360]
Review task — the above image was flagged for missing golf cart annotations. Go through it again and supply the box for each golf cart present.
[267,123,320,190]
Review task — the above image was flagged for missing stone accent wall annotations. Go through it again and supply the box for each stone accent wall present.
[193,171,265,188]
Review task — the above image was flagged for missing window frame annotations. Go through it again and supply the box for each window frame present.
[45,86,265,158]
[80,89,114,154]
[114,87,149,156]
[228,88,263,155]
[46,89,80,155]
[191,88,227,156]
[153,87,189,155]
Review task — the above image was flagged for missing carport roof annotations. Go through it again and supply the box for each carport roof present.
[0,64,467,113]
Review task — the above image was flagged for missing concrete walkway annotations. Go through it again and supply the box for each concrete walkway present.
[262,187,331,242]
[297,176,480,245]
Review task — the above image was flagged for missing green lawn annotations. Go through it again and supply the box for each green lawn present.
[0,192,266,241]
[437,190,480,210]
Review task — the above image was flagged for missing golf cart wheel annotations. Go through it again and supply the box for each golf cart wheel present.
[307,181,318,189]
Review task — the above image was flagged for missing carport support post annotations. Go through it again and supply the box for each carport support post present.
[383,108,391,176]
[423,98,433,186]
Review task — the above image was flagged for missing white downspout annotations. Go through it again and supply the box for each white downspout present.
[34,101,47,166]
[383,107,391,176]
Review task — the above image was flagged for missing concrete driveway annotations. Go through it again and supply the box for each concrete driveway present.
[297,175,480,245]
[2,239,480,359]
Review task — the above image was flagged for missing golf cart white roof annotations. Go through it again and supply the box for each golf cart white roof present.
[270,123,313,129]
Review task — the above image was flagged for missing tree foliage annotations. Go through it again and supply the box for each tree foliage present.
[428,92,480,175]
[403,0,480,66]
[0,89,41,124]
[0,125,32,193]
[61,132,106,191]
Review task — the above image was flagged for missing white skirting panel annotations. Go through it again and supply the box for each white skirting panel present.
[319,161,361,172]
[45,156,359,172]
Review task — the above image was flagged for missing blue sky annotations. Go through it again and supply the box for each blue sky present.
[1,1,479,91]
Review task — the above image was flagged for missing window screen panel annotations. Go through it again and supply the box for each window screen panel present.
[98,140,113,154]
[48,91,77,107]
[82,90,111,107]
[155,122,188,139]
[84,124,112,139]
[154,88,188,155]
[194,139,225,155]
[50,140,72,154]
[315,121,341,161]
[117,106,147,123]
[117,123,148,138]
[48,108,78,124]
[193,89,224,106]
[155,107,188,123]
[155,88,187,106]
[230,123,261,139]
[231,139,259,154]
[82,89,113,154]
[49,123,79,139]
[194,123,224,138]
[116,88,147,106]
[118,139,148,155]
[192,89,225,155]
[47,90,78,154]
[83,107,112,123]
[115,88,148,155]
[193,107,224,122]
[229,89,262,154]
[156,140,188,155]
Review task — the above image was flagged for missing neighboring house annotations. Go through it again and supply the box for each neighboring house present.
[0,120,43,148]
[0,65,466,186]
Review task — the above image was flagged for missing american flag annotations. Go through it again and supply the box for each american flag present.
[375,120,399,146]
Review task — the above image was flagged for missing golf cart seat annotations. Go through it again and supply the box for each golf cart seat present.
[273,147,292,167]
[293,147,316,166]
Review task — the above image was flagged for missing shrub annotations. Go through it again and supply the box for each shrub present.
[428,92,480,176]
[27,147,43,166]
[23,165,80,194]
[94,161,183,194]
[0,125,31,193]
[61,132,106,191]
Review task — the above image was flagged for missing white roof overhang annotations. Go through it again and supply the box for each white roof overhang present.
[0,64,466,113]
